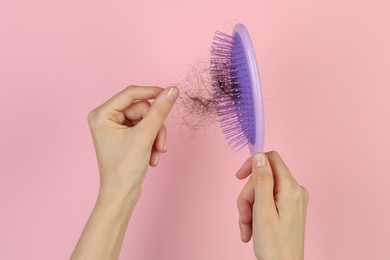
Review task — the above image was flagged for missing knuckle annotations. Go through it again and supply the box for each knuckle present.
[289,185,302,198]
[255,173,273,187]
[236,195,244,209]
[236,192,245,209]
[126,86,135,94]
[300,185,310,203]
[285,184,309,203]
[122,85,138,98]
[140,100,151,107]
[126,85,137,91]
[139,101,151,116]
[87,109,97,125]
[87,108,107,127]
[236,199,241,210]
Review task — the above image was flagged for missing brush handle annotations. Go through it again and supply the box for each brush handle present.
[233,24,265,155]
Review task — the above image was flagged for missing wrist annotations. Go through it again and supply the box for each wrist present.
[255,252,303,260]
[97,182,142,210]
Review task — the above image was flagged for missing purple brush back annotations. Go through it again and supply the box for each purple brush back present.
[210,24,264,154]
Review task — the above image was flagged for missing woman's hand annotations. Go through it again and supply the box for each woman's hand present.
[236,152,309,260]
[71,85,179,260]
[87,85,179,197]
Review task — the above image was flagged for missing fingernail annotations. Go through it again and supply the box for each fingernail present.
[166,87,179,101]
[154,153,159,166]
[164,142,167,152]
[254,153,266,167]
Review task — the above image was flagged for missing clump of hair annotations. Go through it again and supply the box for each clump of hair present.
[171,59,221,140]
[156,26,240,140]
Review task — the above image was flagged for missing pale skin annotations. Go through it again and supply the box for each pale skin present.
[236,152,309,259]
[71,85,309,260]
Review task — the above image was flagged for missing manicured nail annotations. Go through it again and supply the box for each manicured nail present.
[166,87,179,101]
[154,153,159,166]
[254,153,266,167]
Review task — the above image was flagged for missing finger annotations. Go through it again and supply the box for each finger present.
[237,177,254,242]
[125,102,168,153]
[138,87,179,137]
[265,151,298,188]
[239,218,252,243]
[252,153,278,218]
[149,129,165,168]
[101,85,163,111]
[235,157,252,179]
[149,147,159,167]
[123,100,151,125]
[265,151,308,218]
[154,124,167,153]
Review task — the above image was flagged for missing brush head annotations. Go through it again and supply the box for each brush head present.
[210,23,264,155]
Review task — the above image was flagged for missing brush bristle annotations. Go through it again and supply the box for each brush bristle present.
[210,31,256,152]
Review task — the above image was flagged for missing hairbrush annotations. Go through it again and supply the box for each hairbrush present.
[210,23,264,156]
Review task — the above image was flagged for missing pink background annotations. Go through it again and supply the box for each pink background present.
[1,0,389,259]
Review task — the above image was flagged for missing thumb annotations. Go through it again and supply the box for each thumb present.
[252,153,278,218]
[138,86,179,136]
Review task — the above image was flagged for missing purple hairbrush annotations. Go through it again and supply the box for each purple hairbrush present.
[210,23,264,156]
